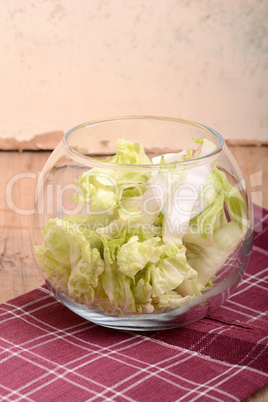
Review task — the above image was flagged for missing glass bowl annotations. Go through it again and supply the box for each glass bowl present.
[30,116,253,331]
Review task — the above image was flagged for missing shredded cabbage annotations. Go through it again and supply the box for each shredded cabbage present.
[34,138,248,316]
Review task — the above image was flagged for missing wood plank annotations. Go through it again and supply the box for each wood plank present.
[243,385,268,402]
[0,148,267,401]
[228,145,268,209]
[0,146,267,303]
[0,131,64,151]
[0,132,267,151]
[0,152,50,304]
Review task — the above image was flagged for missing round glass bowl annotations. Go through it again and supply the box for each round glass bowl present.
[30,116,253,330]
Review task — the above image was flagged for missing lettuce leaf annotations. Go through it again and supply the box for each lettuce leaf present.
[151,246,198,297]
[73,138,152,214]
[100,262,136,315]
[68,244,105,304]
[117,235,163,279]
[109,138,152,165]
[153,291,195,312]
[162,139,218,246]
[187,221,244,286]
[133,267,154,314]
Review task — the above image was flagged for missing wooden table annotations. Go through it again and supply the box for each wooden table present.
[0,144,267,401]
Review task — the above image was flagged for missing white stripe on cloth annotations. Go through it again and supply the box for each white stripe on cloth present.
[253,245,268,257]
[227,299,267,316]
[0,294,53,317]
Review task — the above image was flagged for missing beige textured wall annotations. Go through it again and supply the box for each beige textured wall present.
[0,0,267,141]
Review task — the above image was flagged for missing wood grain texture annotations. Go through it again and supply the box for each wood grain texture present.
[0,134,267,152]
[0,147,267,401]
[0,146,267,302]
[242,384,268,402]
[0,152,49,304]
[0,131,64,151]
[229,145,268,209]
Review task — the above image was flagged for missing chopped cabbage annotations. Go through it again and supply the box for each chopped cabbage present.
[34,137,248,316]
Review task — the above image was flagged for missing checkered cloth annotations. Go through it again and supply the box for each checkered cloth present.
[0,205,267,402]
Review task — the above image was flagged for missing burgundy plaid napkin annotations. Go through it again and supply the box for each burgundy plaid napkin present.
[0,204,267,402]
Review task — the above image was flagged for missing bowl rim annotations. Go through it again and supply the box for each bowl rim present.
[62,115,225,170]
